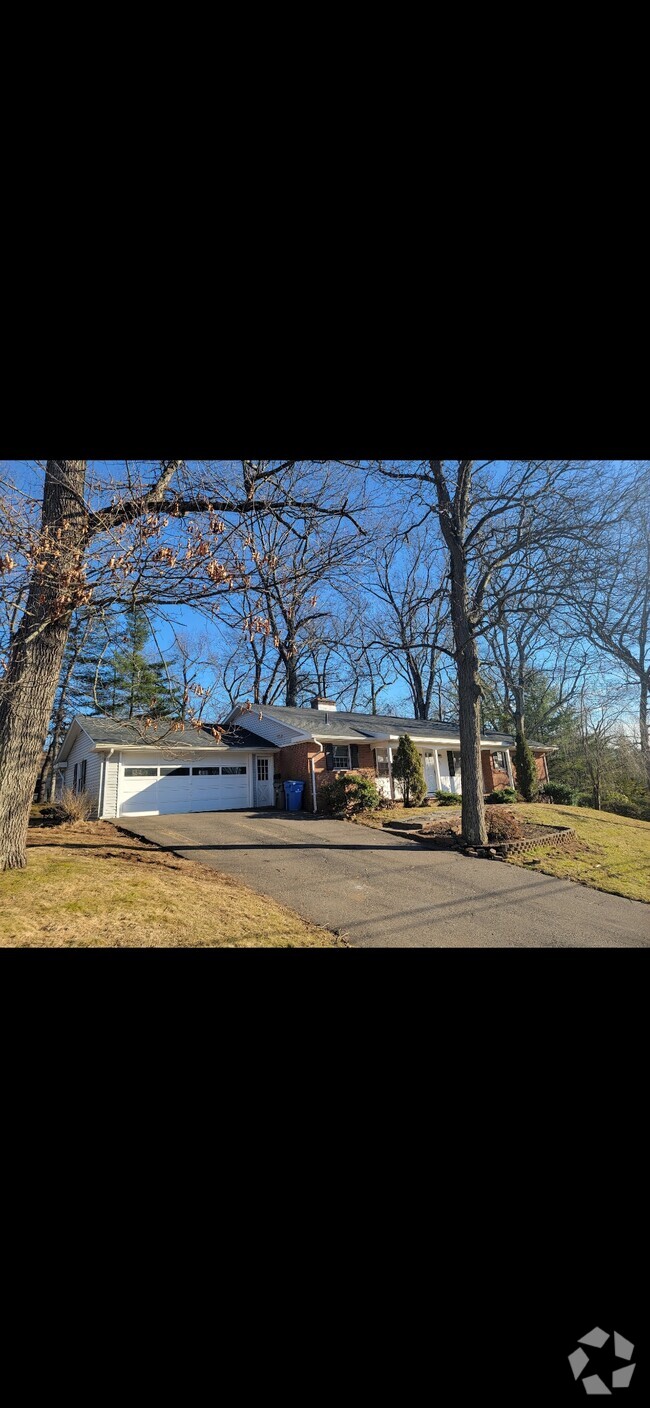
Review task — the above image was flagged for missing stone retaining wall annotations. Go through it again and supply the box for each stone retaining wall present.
[463,827,578,860]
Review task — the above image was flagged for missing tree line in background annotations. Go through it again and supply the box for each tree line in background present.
[0,458,648,866]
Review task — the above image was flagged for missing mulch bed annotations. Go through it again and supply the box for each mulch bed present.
[382,816,582,859]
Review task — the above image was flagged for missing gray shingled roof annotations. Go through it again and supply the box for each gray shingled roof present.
[251,704,547,749]
[74,715,274,750]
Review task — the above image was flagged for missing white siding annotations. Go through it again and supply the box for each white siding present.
[376,776,404,800]
[229,708,303,748]
[101,754,120,819]
[64,729,102,816]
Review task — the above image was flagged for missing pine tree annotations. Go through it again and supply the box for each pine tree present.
[514,730,537,801]
[391,734,427,807]
[75,611,175,718]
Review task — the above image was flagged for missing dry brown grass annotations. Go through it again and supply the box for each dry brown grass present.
[56,786,94,822]
[1,821,341,947]
[354,801,451,829]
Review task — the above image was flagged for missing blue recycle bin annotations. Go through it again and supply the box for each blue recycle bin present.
[283,780,305,812]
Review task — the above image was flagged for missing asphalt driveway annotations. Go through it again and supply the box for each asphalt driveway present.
[116,809,650,948]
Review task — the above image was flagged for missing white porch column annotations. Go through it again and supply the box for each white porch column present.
[505,749,514,786]
[433,749,442,792]
[387,745,395,801]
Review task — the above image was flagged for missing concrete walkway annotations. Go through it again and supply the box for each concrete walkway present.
[116,809,650,948]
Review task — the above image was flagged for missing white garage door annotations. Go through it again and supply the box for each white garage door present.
[118,757,250,816]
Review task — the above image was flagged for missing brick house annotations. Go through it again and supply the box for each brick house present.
[54,697,551,820]
[227,698,552,813]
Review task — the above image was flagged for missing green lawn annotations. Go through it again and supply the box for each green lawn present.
[504,803,650,904]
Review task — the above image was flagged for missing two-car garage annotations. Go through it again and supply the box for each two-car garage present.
[117,755,252,816]
[55,717,279,820]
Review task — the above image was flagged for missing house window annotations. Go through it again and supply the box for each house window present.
[79,759,87,793]
[159,766,190,776]
[257,758,269,782]
[193,767,220,776]
[332,746,351,769]
[124,767,157,777]
[491,751,507,771]
[222,766,246,775]
[375,750,390,778]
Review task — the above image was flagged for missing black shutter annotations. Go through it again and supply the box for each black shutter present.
[325,744,335,771]
[73,763,78,792]
[447,750,455,776]
[350,744,359,769]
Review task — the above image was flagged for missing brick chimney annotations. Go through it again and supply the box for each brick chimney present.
[311,697,337,711]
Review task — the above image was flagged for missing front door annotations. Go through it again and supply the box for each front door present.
[422,750,438,794]
[255,756,274,807]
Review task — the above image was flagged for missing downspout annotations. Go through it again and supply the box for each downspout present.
[387,745,395,802]
[99,748,114,819]
[309,750,325,813]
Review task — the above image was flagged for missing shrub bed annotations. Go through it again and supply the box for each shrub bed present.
[485,787,517,804]
[320,770,380,817]
[540,782,574,805]
[484,806,523,841]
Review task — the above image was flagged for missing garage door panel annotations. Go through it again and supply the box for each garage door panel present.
[191,765,222,812]
[118,756,250,816]
[120,765,159,815]
[158,765,191,814]
[192,767,248,811]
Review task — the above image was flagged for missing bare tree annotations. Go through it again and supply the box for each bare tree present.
[375,459,584,845]
[0,458,360,868]
[575,687,631,810]
[362,536,453,719]
[35,610,97,801]
[480,579,589,743]
[221,492,365,707]
[162,628,223,722]
[309,596,399,712]
[560,463,650,788]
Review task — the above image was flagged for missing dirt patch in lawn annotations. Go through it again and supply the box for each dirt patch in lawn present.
[354,801,453,829]
[417,814,567,844]
[0,820,341,947]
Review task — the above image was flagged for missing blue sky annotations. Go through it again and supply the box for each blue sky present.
[1,459,641,728]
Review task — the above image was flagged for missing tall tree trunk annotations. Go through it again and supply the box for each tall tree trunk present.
[285,660,299,707]
[640,679,650,791]
[253,660,262,704]
[450,561,488,846]
[0,461,87,870]
[36,736,54,802]
[284,631,299,706]
[429,459,487,847]
[406,656,428,719]
[456,631,488,845]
